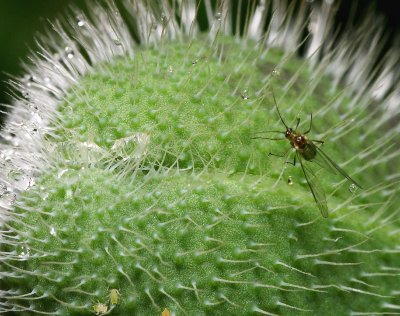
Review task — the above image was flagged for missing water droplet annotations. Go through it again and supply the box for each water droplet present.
[53,53,62,64]
[241,90,249,100]
[42,192,49,201]
[76,15,86,27]
[50,227,57,236]
[0,183,7,197]
[18,244,30,260]
[77,142,108,163]
[22,90,30,100]
[272,68,280,78]
[28,102,39,112]
[65,46,74,59]
[27,176,35,189]
[9,193,16,205]
[8,169,24,182]
[349,183,357,193]
[113,38,122,46]
[24,75,36,87]
[215,12,222,21]
[161,14,168,26]
[111,133,150,161]
[287,176,294,186]
[0,150,13,162]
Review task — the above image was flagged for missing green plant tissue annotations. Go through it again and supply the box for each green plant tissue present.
[0,1,399,315]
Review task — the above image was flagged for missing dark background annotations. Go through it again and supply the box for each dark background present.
[0,0,399,120]
[0,0,87,111]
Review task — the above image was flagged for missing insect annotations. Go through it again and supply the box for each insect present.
[253,92,362,217]
[108,288,121,305]
[92,302,108,315]
[162,308,171,316]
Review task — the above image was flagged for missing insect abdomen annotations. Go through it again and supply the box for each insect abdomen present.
[302,144,317,161]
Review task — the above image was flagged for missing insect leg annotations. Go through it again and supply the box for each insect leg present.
[268,152,286,158]
[311,139,324,144]
[285,153,296,166]
[304,113,313,134]
[268,147,292,159]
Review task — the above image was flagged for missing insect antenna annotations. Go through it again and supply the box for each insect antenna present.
[250,136,286,140]
[251,128,284,140]
[271,89,289,129]
[252,130,284,135]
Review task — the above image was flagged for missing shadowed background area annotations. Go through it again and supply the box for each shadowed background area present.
[0,0,87,123]
[0,0,399,124]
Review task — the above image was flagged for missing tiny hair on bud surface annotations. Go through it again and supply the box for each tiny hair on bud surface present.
[0,1,399,315]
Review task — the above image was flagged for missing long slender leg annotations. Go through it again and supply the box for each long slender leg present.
[304,113,313,134]
[311,139,324,144]
[286,153,296,166]
[268,152,286,158]
[271,148,295,189]
[269,148,296,166]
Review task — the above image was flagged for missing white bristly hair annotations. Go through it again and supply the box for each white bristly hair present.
[0,0,398,224]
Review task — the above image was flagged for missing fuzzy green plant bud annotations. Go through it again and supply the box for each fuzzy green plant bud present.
[1,1,400,315]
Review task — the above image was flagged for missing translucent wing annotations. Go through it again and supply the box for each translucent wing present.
[310,142,362,189]
[298,152,329,218]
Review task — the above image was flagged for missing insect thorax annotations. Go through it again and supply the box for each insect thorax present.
[290,134,307,150]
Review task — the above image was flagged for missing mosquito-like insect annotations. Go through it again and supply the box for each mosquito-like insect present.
[253,92,362,218]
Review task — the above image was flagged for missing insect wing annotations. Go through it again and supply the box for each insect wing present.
[307,143,338,175]
[298,152,329,218]
[311,143,362,189]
